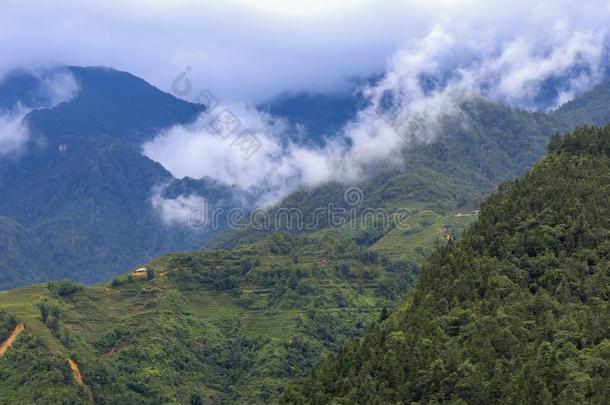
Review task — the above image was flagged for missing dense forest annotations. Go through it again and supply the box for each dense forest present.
[283,126,610,404]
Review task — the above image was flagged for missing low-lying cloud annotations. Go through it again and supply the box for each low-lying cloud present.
[144,23,609,210]
[0,69,79,158]
[151,188,207,227]
[0,108,30,158]
[3,0,609,222]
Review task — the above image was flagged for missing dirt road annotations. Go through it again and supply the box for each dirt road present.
[0,323,25,357]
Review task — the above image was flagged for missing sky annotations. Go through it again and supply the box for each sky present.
[1,0,609,103]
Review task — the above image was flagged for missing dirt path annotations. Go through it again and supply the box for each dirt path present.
[68,358,84,384]
[68,358,95,403]
[0,323,25,357]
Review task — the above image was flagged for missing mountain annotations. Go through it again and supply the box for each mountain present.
[1,68,610,403]
[259,90,361,146]
[0,69,60,110]
[2,126,609,404]
[3,68,610,291]
[283,126,610,404]
[25,66,204,144]
[0,134,247,288]
[0,67,244,289]
[0,216,51,288]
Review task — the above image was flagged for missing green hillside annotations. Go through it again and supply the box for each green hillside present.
[0,135,246,289]
[0,228,442,404]
[0,67,225,290]
[284,126,610,404]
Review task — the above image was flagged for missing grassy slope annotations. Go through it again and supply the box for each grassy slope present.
[369,209,477,262]
[1,225,471,403]
[554,80,610,129]
[0,286,67,354]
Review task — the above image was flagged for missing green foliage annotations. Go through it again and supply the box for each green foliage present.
[111,275,128,287]
[1,83,610,403]
[38,301,50,323]
[0,216,53,289]
[0,310,17,342]
[286,126,610,404]
[554,80,610,129]
[0,331,87,404]
[146,268,156,281]
[0,135,232,290]
[48,279,83,298]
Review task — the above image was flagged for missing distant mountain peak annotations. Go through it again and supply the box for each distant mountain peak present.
[21,65,204,144]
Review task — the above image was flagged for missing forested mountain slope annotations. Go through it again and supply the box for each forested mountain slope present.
[0,68,242,289]
[2,69,610,290]
[0,217,52,288]
[284,125,610,404]
[1,75,610,403]
[3,125,609,405]
[0,134,245,288]
[24,66,204,144]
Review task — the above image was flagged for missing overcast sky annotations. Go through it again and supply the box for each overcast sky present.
[2,0,609,103]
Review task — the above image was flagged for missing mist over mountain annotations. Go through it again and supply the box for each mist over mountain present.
[2,2,610,404]
[142,25,610,208]
[554,79,610,129]
[1,61,610,290]
[0,67,247,289]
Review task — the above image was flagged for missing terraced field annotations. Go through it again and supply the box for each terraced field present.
[371,209,477,261]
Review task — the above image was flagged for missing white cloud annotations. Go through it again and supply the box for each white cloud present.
[151,188,206,227]
[477,30,606,108]
[143,22,608,207]
[1,0,609,103]
[143,104,290,188]
[0,69,79,158]
[2,0,609,208]
[0,108,30,158]
[38,70,80,107]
